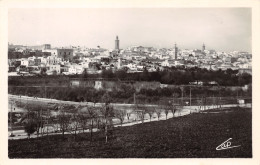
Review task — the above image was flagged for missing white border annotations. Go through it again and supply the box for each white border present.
[0,0,259,165]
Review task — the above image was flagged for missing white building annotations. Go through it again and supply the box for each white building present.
[238,63,249,69]
[20,59,29,66]
[127,63,137,70]
[68,67,76,74]
[48,64,61,74]
[65,64,84,74]
[161,59,170,67]
[47,56,61,65]
[79,62,90,68]
[36,57,47,65]
[74,65,84,74]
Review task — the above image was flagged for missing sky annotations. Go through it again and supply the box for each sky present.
[8,8,251,52]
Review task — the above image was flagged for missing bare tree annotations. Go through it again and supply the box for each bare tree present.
[95,117,101,130]
[45,109,51,140]
[87,106,97,141]
[34,108,44,138]
[176,103,184,116]
[164,108,169,120]
[126,110,132,121]
[49,115,59,133]
[170,105,177,117]
[155,108,162,121]
[57,109,71,139]
[70,109,81,140]
[137,110,145,124]
[133,103,145,124]
[159,100,172,120]
[78,112,88,133]
[170,93,179,117]
[100,103,114,143]
[141,104,150,123]
[99,93,115,143]
[166,103,174,119]
[146,108,154,122]
[114,109,126,126]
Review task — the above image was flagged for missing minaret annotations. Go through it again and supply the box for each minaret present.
[174,43,178,59]
[115,36,120,50]
[202,43,205,52]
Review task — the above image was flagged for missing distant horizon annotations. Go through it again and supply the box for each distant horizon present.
[8,41,251,53]
[8,8,251,53]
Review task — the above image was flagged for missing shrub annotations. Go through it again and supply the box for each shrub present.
[24,119,37,139]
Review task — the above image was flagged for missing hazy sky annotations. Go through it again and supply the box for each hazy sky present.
[8,8,251,52]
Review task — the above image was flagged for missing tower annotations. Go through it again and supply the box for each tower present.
[202,43,205,52]
[174,43,178,59]
[115,36,120,50]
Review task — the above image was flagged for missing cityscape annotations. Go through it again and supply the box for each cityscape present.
[7,8,252,159]
[8,36,252,77]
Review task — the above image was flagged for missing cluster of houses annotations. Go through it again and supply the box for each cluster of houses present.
[159,49,252,71]
[8,42,252,76]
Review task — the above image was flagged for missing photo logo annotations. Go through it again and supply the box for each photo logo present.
[216,138,241,151]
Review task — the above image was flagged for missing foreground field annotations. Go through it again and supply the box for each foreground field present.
[8,107,251,158]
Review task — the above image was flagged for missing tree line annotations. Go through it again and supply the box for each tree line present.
[8,84,251,105]
[100,67,251,86]
[9,67,251,87]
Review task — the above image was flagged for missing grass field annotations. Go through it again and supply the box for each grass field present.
[8,107,251,158]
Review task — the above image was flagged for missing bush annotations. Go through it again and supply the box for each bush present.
[24,119,37,138]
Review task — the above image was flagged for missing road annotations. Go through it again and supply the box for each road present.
[8,94,247,112]
[8,94,251,140]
